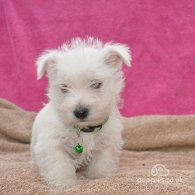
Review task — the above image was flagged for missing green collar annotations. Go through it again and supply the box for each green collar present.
[73,118,109,134]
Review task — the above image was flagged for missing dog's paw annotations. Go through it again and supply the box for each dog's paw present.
[84,169,115,179]
[47,178,79,191]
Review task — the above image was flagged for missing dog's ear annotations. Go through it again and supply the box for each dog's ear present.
[36,50,58,80]
[102,43,131,68]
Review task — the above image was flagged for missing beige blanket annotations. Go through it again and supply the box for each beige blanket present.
[0,98,195,194]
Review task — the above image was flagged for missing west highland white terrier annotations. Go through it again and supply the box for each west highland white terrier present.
[31,37,131,190]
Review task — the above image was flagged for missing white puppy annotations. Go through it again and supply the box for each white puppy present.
[31,37,131,190]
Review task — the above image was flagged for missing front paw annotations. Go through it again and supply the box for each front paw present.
[47,177,79,191]
[85,168,116,179]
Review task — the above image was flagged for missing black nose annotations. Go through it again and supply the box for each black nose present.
[74,107,89,119]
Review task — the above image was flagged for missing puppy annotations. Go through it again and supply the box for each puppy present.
[31,37,131,190]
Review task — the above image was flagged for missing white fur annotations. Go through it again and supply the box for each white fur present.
[31,37,131,190]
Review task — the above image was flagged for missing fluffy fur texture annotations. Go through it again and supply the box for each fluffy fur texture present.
[31,37,131,190]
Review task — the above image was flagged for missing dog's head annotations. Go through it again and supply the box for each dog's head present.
[36,37,131,127]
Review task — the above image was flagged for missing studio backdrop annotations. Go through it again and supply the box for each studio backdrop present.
[0,0,195,116]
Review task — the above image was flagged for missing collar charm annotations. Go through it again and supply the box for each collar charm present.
[73,118,109,154]
[74,143,83,154]
[73,127,83,154]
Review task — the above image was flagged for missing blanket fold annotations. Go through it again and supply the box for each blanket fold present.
[123,115,195,150]
[0,106,36,144]
[0,98,195,194]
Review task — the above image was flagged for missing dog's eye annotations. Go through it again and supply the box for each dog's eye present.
[60,84,69,93]
[90,81,102,89]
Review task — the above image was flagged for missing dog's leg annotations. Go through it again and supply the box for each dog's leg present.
[34,140,77,190]
[85,147,120,179]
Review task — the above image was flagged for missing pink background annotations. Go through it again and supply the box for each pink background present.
[0,0,195,116]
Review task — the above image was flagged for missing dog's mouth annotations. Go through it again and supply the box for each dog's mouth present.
[73,118,109,133]
[79,119,87,122]
[74,117,106,128]
[75,120,93,128]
